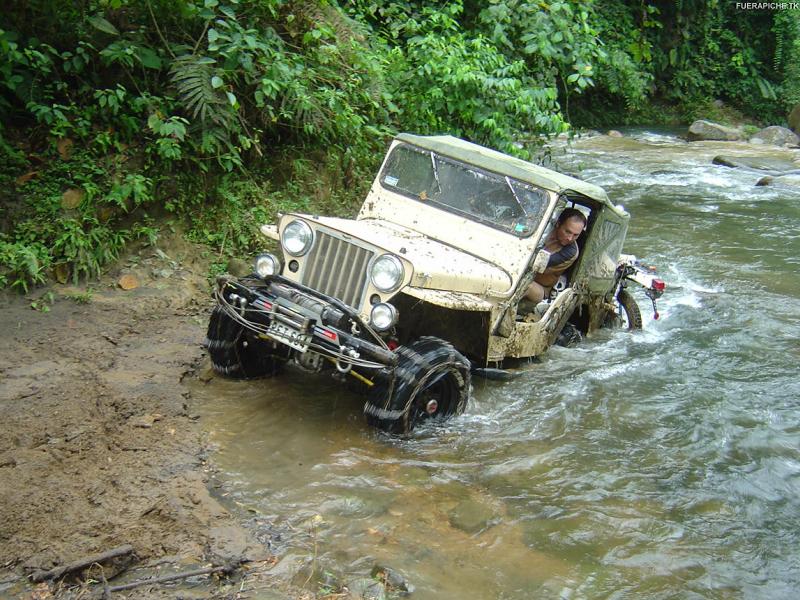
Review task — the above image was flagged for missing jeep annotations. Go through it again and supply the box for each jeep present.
[206,133,665,433]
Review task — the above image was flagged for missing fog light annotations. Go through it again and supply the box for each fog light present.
[370,303,398,331]
[254,253,280,278]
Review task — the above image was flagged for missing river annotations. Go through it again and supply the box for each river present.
[191,130,800,599]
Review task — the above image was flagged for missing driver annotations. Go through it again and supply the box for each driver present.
[525,208,587,303]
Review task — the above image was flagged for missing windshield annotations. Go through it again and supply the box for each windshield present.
[379,143,549,237]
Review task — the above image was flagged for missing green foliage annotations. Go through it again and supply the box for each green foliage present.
[64,287,94,304]
[1,0,798,291]
[52,217,130,283]
[390,23,566,156]
[30,291,55,312]
[0,239,50,292]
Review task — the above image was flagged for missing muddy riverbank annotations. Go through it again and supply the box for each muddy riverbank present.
[0,236,293,598]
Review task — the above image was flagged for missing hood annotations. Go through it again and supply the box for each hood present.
[298,215,513,295]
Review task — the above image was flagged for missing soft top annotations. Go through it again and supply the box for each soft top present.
[395,133,614,208]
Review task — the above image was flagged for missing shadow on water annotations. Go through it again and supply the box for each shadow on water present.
[192,131,800,599]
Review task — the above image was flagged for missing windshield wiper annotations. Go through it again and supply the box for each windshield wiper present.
[504,176,526,215]
[430,152,442,195]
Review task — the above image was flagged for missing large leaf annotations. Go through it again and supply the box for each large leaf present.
[136,47,162,70]
[88,15,119,36]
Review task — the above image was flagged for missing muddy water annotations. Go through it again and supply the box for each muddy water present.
[191,131,800,599]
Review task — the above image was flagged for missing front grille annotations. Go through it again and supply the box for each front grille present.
[302,231,374,308]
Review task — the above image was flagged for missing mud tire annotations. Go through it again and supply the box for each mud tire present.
[364,337,471,434]
[205,306,284,378]
[556,322,583,347]
[609,289,643,330]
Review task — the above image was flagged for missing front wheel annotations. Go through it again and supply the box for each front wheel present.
[364,337,471,434]
[606,289,643,330]
[205,306,285,378]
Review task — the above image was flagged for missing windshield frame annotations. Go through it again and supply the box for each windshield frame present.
[378,143,550,239]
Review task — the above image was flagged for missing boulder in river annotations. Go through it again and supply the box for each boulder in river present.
[449,498,498,534]
[749,126,799,147]
[789,104,800,133]
[712,155,800,174]
[755,173,800,188]
[687,120,743,142]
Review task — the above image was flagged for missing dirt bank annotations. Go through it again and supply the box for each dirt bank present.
[0,237,284,598]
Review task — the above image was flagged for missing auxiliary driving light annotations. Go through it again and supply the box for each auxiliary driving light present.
[370,303,398,331]
[254,253,280,278]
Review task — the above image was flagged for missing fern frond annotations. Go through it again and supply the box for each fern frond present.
[169,55,232,129]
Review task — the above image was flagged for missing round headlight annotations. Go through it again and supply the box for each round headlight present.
[281,220,314,256]
[370,254,404,292]
[370,303,398,331]
[254,253,280,278]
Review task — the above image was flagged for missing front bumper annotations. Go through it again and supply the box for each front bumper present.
[215,274,397,370]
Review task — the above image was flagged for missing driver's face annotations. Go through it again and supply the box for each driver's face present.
[556,217,584,246]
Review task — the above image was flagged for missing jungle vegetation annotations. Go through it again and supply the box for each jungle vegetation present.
[2,0,798,290]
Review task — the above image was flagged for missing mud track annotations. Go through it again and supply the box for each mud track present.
[0,240,281,598]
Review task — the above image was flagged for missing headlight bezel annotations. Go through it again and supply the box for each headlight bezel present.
[281,219,314,257]
[369,254,405,293]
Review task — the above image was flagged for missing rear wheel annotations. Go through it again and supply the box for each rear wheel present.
[205,306,284,378]
[606,289,643,330]
[364,337,471,434]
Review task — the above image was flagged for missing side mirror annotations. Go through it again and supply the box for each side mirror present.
[532,249,551,273]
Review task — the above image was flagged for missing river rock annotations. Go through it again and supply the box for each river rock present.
[756,173,800,188]
[372,565,415,594]
[449,498,497,534]
[749,126,799,147]
[712,155,800,174]
[607,130,623,138]
[789,104,800,133]
[687,120,743,142]
[346,577,386,600]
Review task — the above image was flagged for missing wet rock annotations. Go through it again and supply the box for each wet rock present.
[749,126,799,147]
[372,565,415,595]
[789,104,800,133]
[346,577,386,600]
[449,498,497,534]
[687,120,743,142]
[712,155,800,174]
[759,173,800,189]
[607,130,623,138]
[319,496,369,517]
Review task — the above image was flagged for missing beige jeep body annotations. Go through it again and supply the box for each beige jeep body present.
[261,133,631,366]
